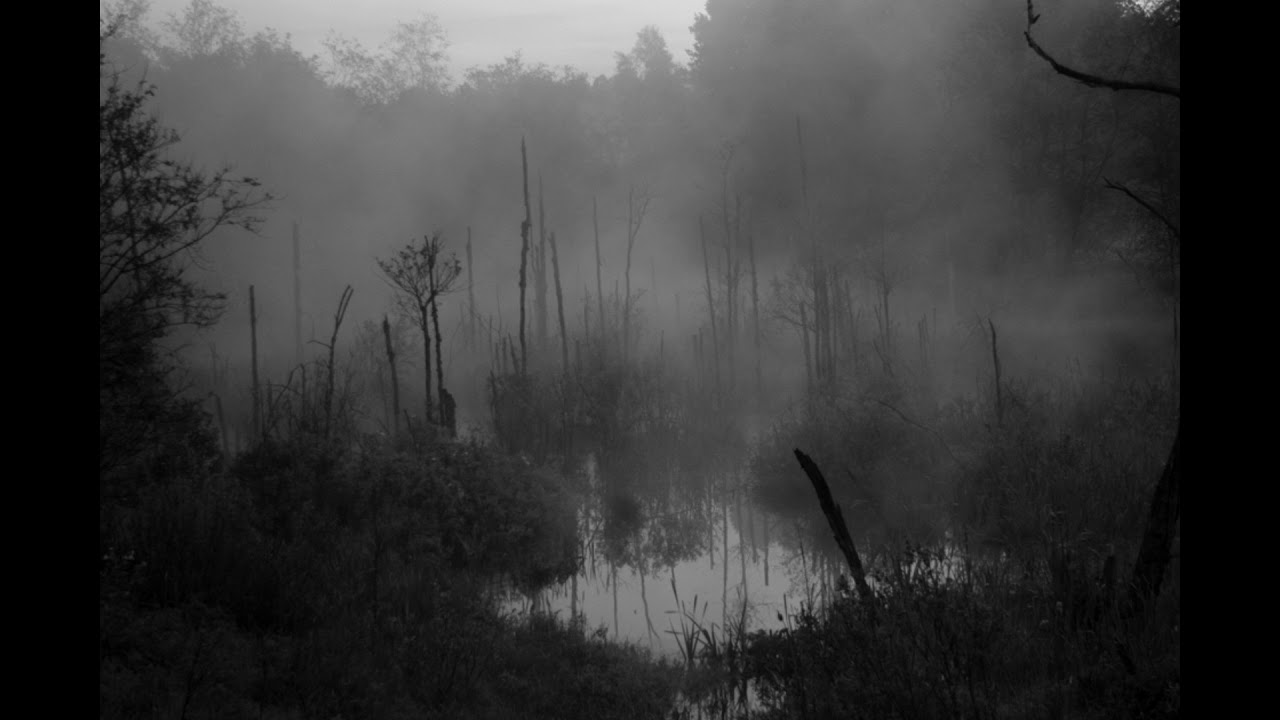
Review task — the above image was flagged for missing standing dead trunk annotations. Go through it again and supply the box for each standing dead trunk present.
[700,217,722,397]
[720,187,736,392]
[249,285,261,442]
[549,231,569,372]
[594,196,605,342]
[737,488,748,608]
[722,495,729,626]
[536,175,549,351]
[800,302,813,397]
[519,138,531,377]
[749,231,762,395]
[382,315,400,437]
[421,311,433,425]
[763,514,770,587]
[989,318,1003,427]
[293,222,303,367]
[430,287,444,424]
[324,285,354,441]
[624,188,634,361]
[466,228,476,350]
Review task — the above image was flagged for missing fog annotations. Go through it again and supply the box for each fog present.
[101,1,1178,713]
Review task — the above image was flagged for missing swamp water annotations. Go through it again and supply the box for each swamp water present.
[505,456,862,659]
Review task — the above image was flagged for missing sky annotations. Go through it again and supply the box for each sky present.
[145,0,706,79]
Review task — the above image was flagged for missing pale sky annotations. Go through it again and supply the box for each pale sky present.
[144,0,706,79]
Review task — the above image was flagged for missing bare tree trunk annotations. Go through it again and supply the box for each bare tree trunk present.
[549,232,569,372]
[249,285,261,442]
[749,230,762,396]
[793,449,873,602]
[536,175,548,351]
[382,315,400,437]
[720,184,735,392]
[650,257,658,324]
[878,230,893,376]
[421,312,432,424]
[519,138,531,377]
[594,196,605,343]
[722,495,729,626]
[293,222,303,367]
[430,287,444,424]
[800,302,813,397]
[324,285,354,441]
[989,318,1003,428]
[700,217,722,397]
[763,514,770,587]
[624,188,634,361]
[737,488,748,609]
[467,227,476,351]
[622,186,652,363]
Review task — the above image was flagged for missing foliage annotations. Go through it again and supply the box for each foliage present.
[100,21,270,494]
[745,543,1178,719]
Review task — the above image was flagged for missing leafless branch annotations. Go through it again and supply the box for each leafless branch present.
[1103,177,1180,241]
[1024,0,1180,100]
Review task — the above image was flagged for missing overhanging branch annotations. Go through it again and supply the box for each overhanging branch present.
[1025,1,1180,100]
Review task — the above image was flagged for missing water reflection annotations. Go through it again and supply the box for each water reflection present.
[507,453,856,657]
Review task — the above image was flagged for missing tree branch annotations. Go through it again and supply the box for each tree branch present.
[1024,1,1180,100]
[1103,177,1180,241]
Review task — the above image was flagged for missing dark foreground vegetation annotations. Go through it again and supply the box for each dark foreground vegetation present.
[102,0,1177,717]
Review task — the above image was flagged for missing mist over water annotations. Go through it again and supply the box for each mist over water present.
[101,1,1178,717]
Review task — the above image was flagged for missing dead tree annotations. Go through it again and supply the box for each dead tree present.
[320,285,354,440]
[989,318,1003,427]
[381,315,400,437]
[793,449,873,602]
[378,233,460,427]
[466,227,476,350]
[549,231,569,372]
[749,231,762,395]
[249,285,261,441]
[536,175,549,351]
[293,222,303,366]
[519,138,531,376]
[594,196,605,343]
[699,216,722,396]
[623,184,652,362]
[800,302,813,396]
